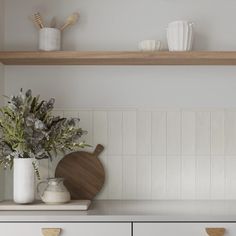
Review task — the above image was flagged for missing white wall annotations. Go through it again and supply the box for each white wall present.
[3,0,236,200]
[0,0,4,201]
[4,0,236,108]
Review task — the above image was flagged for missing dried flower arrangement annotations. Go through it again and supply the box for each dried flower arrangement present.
[0,89,88,178]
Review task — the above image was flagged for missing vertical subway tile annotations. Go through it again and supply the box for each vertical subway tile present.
[225,157,236,199]
[151,157,166,199]
[211,158,225,199]
[107,158,123,199]
[182,111,195,156]
[225,111,236,155]
[108,111,123,155]
[4,170,13,200]
[136,158,151,199]
[151,111,167,156]
[78,110,93,149]
[167,111,181,156]
[96,156,108,199]
[181,158,196,199]
[196,157,211,199]
[51,110,64,117]
[196,111,211,156]
[211,111,224,156]
[93,111,108,155]
[63,110,78,118]
[122,157,136,199]
[137,111,151,155]
[123,111,136,155]
[166,158,181,199]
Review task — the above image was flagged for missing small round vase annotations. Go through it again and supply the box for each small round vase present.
[13,158,35,204]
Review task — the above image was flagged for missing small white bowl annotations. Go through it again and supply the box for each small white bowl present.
[138,40,161,51]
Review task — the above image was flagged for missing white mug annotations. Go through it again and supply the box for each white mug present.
[39,28,61,51]
[138,40,161,51]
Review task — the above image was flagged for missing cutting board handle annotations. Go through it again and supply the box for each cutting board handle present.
[93,144,104,156]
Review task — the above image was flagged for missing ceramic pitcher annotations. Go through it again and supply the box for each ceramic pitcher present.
[37,178,71,204]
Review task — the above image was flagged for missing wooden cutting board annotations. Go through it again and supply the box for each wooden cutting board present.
[55,144,105,200]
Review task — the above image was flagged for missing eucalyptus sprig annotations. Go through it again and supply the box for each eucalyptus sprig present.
[0,89,88,178]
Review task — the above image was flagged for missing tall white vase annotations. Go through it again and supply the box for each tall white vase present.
[167,20,194,51]
[14,158,35,204]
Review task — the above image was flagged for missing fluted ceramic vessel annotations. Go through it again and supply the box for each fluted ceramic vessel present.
[167,21,194,51]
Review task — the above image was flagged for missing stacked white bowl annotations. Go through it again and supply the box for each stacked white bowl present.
[167,21,194,51]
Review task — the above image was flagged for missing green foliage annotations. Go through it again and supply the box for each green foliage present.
[0,89,88,177]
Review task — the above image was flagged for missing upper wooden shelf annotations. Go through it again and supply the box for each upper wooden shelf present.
[1,51,236,65]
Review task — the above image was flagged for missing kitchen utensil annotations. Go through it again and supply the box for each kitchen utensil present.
[39,27,61,51]
[33,12,44,29]
[55,144,105,200]
[37,178,70,204]
[60,12,79,31]
[139,40,161,51]
[29,15,41,29]
[167,20,194,51]
[50,17,57,28]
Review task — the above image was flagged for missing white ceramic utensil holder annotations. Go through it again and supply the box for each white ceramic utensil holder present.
[39,28,61,51]
[14,158,35,204]
[167,21,194,51]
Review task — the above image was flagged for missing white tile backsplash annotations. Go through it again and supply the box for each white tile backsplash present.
[137,111,152,155]
[151,157,167,199]
[136,158,152,199]
[5,108,236,200]
[167,112,181,156]
[182,111,195,156]
[151,111,167,156]
[181,158,196,199]
[123,111,137,155]
[196,112,211,156]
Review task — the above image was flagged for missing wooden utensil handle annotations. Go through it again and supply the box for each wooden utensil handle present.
[42,228,61,236]
[206,228,225,236]
[93,144,104,156]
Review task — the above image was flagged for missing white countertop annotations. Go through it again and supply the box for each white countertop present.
[1,200,236,222]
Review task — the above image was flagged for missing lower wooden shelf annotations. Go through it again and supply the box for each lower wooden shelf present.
[0,51,236,65]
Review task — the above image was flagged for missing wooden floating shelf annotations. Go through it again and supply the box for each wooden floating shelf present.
[1,51,236,65]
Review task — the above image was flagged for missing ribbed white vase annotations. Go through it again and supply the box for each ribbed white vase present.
[14,158,35,204]
[167,20,194,51]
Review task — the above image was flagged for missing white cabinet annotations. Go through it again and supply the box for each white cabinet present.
[134,223,234,236]
[0,222,131,236]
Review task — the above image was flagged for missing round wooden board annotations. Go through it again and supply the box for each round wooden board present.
[55,145,105,200]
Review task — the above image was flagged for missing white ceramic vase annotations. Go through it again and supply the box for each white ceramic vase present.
[167,21,194,51]
[13,158,35,204]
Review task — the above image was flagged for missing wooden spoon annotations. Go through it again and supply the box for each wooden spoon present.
[33,12,44,29]
[60,12,79,31]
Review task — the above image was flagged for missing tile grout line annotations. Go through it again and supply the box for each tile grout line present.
[165,111,168,199]
[194,111,197,200]
[180,110,183,200]
[210,111,212,200]
[150,111,153,200]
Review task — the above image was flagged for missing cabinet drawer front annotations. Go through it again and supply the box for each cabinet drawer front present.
[134,223,235,236]
[0,223,131,236]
